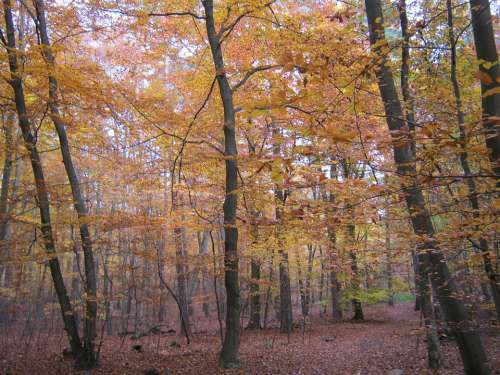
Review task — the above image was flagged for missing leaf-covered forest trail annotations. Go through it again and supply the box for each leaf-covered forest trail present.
[1,303,499,374]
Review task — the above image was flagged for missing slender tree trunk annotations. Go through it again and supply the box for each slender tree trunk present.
[365,1,491,373]
[0,113,14,241]
[397,0,416,155]
[385,221,394,306]
[272,126,293,333]
[412,250,422,311]
[2,0,82,357]
[202,0,240,367]
[297,256,308,316]
[33,0,97,366]
[247,220,262,329]
[102,257,112,336]
[197,230,211,318]
[103,226,113,335]
[158,233,168,323]
[247,184,261,329]
[325,185,342,321]
[70,227,82,327]
[447,0,500,318]
[417,252,442,369]
[318,246,326,317]
[305,245,314,315]
[278,245,293,333]
[263,249,275,329]
[348,225,363,321]
[173,192,191,337]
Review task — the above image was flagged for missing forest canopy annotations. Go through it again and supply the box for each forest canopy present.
[0,0,498,374]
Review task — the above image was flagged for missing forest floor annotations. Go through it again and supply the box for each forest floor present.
[1,303,499,375]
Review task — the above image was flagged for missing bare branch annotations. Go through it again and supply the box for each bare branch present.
[218,1,278,42]
[147,11,205,20]
[232,64,281,92]
[218,11,249,40]
[96,7,205,20]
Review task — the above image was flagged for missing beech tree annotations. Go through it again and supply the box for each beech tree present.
[2,0,84,364]
[364,0,490,373]
[33,0,98,365]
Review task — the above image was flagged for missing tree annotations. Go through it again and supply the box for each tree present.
[33,0,98,366]
[0,113,14,241]
[201,0,241,368]
[2,0,83,363]
[446,0,500,320]
[469,0,500,178]
[364,0,491,373]
[467,0,500,318]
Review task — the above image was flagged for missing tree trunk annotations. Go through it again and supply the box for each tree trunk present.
[247,259,261,328]
[2,0,82,358]
[272,126,293,333]
[34,0,97,366]
[172,191,191,337]
[447,0,500,319]
[174,226,191,336]
[297,256,308,316]
[197,230,211,318]
[385,221,394,306]
[365,1,491,373]
[469,0,500,178]
[103,227,113,335]
[70,227,82,327]
[202,0,240,367]
[305,245,314,315]
[417,251,442,369]
[412,251,421,311]
[325,170,343,321]
[318,246,326,317]
[263,249,275,329]
[350,250,364,321]
[0,113,14,241]
[279,247,293,333]
[247,191,261,329]
[348,225,363,321]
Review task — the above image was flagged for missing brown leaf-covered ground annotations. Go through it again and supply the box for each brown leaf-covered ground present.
[1,303,499,375]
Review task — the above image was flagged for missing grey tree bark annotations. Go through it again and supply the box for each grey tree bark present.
[365,0,491,373]
[2,0,83,359]
[398,0,442,366]
[197,230,211,318]
[325,166,343,321]
[469,0,500,178]
[447,0,500,318]
[33,0,98,366]
[416,252,442,369]
[202,0,240,367]
[348,224,363,321]
[246,139,261,329]
[385,221,394,306]
[173,191,191,337]
[0,113,14,241]
[272,126,293,333]
[247,221,262,329]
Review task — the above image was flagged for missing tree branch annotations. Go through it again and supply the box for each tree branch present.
[147,11,205,20]
[232,64,281,92]
[96,7,205,20]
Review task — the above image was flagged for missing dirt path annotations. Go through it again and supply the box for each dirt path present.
[1,303,499,374]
